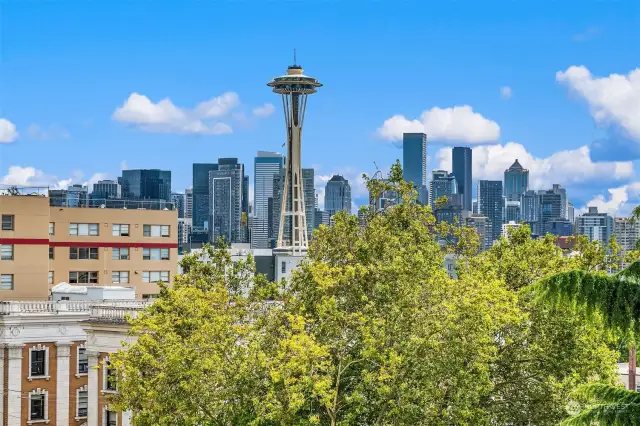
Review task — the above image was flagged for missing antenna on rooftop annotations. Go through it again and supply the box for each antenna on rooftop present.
[293,48,297,65]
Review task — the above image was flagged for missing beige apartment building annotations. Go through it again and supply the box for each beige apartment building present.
[0,190,177,300]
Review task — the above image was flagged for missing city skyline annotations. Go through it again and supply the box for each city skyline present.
[1,1,639,216]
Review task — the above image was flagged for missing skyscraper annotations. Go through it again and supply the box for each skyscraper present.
[184,188,193,219]
[503,159,529,201]
[91,180,120,200]
[119,169,171,201]
[171,193,185,218]
[614,217,640,255]
[253,151,284,249]
[429,170,457,212]
[402,133,428,204]
[66,184,89,207]
[477,180,504,244]
[192,164,219,229]
[209,159,245,244]
[452,147,472,211]
[576,207,614,243]
[324,175,352,216]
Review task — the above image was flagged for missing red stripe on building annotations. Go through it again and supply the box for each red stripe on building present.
[0,238,177,249]
[50,241,178,249]
[0,238,49,245]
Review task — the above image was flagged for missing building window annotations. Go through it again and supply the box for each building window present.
[70,247,99,260]
[48,271,53,285]
[142,271,169,283]
[143,224,170,237]
[103,356,117,392]
[143,248,169,260]
[48,222,54,236]
[1,215,14,231]
[77,345,88,375]
[69,271,99,284]
[142,294,157,300]
[281,261,286,274]
[49,247,54,260]
[105,409,117,426]
[69,223,99,236]
[77,385,88,418]
[112,224,130,236]
[0,245,13,260]
[0,274,13,290]
[29,344,49,379]
[111,271,129,284]
[112,247,129,260]
[28,389,48,422]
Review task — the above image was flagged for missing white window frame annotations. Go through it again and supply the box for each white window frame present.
[69,271,99,284]
[76,385,88,419]
[111,271,129,284]
[76,344,88,377]
[142,271,169,283]
[0,274,14,290]
[112,224,130,237]
[103,407,118,426]
[28,344,50,381]
[48,271,53,285]
[27,388,49,424]
[48,222,54,236]
[0,244,13,261]
[1,214,14,231]
[112,247,129,260]
[143,248,169,260]
[102,355,117,393]
[69,223,99,236]
[143,224,170,237]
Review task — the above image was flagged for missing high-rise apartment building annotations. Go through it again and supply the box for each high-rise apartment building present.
[253,152,284,249]
[324,175,352,216]
[0,187,177,300]
[171,192,185,218]
[209,159,245,244]
[477,180,504,244]
[545,219,573,237]
[429,170,457,212]
[465,214,491,251]
[402,133,427,204]
[435,194,464,225]
[192,163,219,229]
[119,169,171,201]
[452,147,472,211]
[576,207,614,243]
[614,217,639,254]
[184,188,193,219]
[314,209,330,229]
[503,159,529,201]
[505,200,521,223]
[91,180,121,200]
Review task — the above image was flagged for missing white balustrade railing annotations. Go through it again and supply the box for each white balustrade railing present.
[88,304,148,322]
[0,300,150,315]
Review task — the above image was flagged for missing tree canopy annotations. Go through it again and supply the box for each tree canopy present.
[109,161,619,425]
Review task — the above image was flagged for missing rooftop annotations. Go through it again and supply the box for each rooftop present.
[0,300,149,317]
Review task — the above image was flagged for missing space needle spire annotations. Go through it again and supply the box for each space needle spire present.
[268,53,322,254]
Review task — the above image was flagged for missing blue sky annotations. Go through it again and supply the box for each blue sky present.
[1,0,639,213]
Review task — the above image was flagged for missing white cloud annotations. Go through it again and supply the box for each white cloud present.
[436,142,634,189]
[0,118,18,143]
[581,182,640,216]
[120,161,128,171]
[252,103,275,118]
[572,26,601,42]
[557,66,640,140]
[112,92,237,135]
[1,166,108,192]
[27,123,70,140]
[500,86,512,99]
[377,105,500,144]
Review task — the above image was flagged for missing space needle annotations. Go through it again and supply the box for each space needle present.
[268,51,322,255]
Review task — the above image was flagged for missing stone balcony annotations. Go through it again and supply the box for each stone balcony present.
[0,300,149,316]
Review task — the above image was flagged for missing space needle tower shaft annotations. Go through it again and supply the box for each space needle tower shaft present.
[267,52,322,254]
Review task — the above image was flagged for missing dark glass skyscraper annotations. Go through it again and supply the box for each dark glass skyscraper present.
[452,147,472,211]
[503,159,529,201]
[192,164,219,229]
[324,175,352,216]
[477,180,504,244]
[402,133,427,188]
[119,169,171,201]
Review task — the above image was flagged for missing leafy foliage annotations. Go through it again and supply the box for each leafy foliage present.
[108,161,618,426]
[561,384,640,426]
